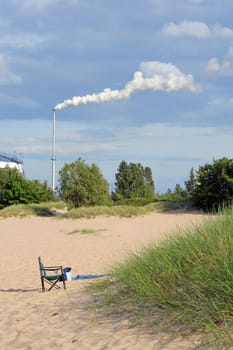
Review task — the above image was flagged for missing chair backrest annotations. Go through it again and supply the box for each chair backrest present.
[38,256,47,277]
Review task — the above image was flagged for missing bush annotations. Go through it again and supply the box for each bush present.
[58,158,111,208]
[0,167,56,209]
[113,197,155,207]
[188,158,233,211]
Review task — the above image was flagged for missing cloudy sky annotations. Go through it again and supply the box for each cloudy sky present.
[1,0,233,192]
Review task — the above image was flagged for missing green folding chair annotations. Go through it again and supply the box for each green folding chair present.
[38,256,66,292]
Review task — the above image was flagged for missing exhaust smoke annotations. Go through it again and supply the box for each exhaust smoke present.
[54,61,200,111]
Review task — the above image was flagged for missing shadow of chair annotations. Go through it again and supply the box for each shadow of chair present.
[38,256,66,292]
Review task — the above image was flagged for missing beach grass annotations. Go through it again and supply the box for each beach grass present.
[0,201,67,218]
[67,228,106,235]
[89,206,233,349]
[0,203,55,217]
[0,199,193,218]
[0,201,66,217]
[60,200,193,219]
[61,204,152,218]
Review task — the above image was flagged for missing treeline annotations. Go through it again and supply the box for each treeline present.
[1,157,233,212]
[58,158,155,207]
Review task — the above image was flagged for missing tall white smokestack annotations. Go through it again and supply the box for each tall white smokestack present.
[54,61,201,111]
[51,109,56,192]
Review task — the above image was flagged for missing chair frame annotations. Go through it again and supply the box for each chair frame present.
[38,256,66,292]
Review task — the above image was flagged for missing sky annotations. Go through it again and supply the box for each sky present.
[0,0,233,192]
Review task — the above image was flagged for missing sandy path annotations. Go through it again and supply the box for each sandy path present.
[0,211,205,349]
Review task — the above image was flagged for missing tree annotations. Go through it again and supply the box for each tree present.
[58,158,111,207]
[143,167,155,198]
[0,167,55,209]
[185,167,196,197]
[0,167,26,208]
[189,157,233,211]
[25,180,55,203]
[173,184,186,198]
[113,161,155,200]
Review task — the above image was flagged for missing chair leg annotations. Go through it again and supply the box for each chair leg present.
[41,276,66,292]
[48,279,62,291]
[41,277,45,292]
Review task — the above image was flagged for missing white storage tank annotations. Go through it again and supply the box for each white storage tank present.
[0,153,24,174]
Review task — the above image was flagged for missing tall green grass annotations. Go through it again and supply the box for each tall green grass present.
[0,201,67,217]
[89,206,233,348]
[60,201,193,219]
[0,200,193,218]
[61,205,152,219]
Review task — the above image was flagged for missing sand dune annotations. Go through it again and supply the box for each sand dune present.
[0,211,205,349]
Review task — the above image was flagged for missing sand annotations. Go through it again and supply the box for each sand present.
[0,211,206,349]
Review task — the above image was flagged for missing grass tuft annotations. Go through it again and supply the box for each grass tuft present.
[67,228,106,235]
[0,201,66,218]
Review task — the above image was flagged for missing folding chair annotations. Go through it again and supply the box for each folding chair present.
[38,256,66,292]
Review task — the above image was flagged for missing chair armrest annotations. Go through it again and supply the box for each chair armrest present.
[41,266,63,273]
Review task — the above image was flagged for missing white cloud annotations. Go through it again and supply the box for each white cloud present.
[0,34,47,49]
[226,46,233,61]
[206,57,229,73]
[162,21,210,38]
[206,45,233,73]
[139,61,182,77]
[212,24,233,38]
[0,54,22,84]
[56,143,117,155]
[16,144,51,153]
[0,93,39,108]
[15,0,56,14]
[1,119,233,191]
[189,0,207,3]
[0,19,11,27]
[161,21,233,39]
[208,97,233,105]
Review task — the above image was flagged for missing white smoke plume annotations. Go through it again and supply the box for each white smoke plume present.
[54,61,200,111]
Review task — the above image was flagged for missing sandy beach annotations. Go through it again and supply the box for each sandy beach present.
[0,211,206,350]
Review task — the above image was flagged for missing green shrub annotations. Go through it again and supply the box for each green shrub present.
[0,167,56,209]
[114,197,155,207]
[58,158,111,208]
[188,158,233,211]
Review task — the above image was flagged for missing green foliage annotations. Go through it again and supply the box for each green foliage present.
[188,158,233,211]
[61,204,154,219]
[173,183,186,197]
[184,167,196,197]
[155,184,187,202]
[0,167,55,209]
[24,180,55,203]
[58,158,111,208]
[0,201,66,218]
[0,204,55,217]
[113,161,155,201]
[114,197,155,207]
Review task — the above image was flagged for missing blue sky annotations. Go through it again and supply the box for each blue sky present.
[1,0,233,192]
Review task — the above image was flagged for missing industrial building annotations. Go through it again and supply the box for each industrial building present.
[0,153,24,174]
